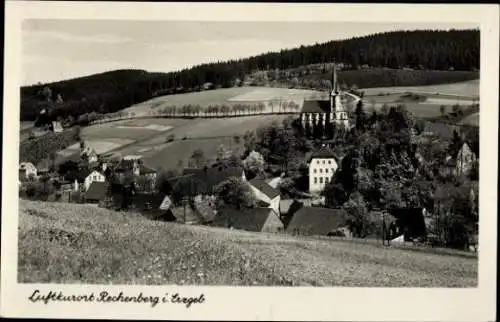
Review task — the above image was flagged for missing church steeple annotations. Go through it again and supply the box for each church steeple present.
[331,63,339,94]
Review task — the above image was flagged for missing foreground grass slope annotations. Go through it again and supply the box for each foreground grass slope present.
[19,200,477,287]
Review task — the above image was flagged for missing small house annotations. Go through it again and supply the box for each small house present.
[131,192,177,222]
[181,165,246,196]
[248,178,281,214]
[84,170,106,191]
[19,162,37,180]
[286,207,348,236]
[213,207,284,233]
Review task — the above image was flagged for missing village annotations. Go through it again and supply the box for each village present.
[18,65,480,251]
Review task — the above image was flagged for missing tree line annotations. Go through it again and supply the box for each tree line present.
[21,29,479,123]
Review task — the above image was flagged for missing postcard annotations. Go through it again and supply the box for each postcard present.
[1,1,498,321]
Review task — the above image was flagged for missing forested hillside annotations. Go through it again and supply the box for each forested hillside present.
[21,29,479,122]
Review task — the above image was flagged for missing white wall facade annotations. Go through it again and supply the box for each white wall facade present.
[309,157,338,193]
[84,170,106,191]
[250,185,281,214]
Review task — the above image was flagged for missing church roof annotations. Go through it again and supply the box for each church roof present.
[301,100,330,113]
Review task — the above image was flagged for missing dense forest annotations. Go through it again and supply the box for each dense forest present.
[21,29,479,122]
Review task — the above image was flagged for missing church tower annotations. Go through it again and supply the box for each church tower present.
[329,63,349,128]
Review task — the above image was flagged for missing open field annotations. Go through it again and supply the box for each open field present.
[121,86,320,116]
[459,112,480,126]
[18,200,477,286]
[107,115,289,168]
[362,79,479,98]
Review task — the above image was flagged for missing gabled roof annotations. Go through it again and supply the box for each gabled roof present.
[181,166,244,195]
[286,207,347,235]
[310,147,338,160]
[139,164,157,174]
[249,178,280,199]
[170,205,204,224]
[301,100,331,113]
[85,181,108,201]
[215,207,281,232]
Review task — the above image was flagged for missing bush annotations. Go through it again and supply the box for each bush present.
[70,191,84,204]
[20,127,80,164]
[165,134,175,143]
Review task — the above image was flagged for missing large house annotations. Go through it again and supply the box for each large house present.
[308,147,339,193]
[300,63,351,133]
[248,178,281,214]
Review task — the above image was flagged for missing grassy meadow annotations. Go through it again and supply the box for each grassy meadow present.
[121,86,319,117]
[362,79,479,98]
[92,115,289,169]
[18,200,477,287]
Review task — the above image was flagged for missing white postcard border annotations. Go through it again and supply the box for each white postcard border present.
[2,2,498,321]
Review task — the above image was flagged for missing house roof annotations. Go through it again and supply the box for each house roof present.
[116,159,136,171]
[215,207,281,232]
[286,207,347,235]
[423,121,457,140]
[75,168,92,182]
[310,147,338,160]
[301,100,331,113]
[249,178,280,199]
[181,166,244,195]
[139,164,157,174]
[170,205,204,224]
[85,181,108,201]
[19,162,36,170]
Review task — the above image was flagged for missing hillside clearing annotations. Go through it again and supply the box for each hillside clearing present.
[18,200,477,287]
[362,79,479,98]
[104,115,289,168]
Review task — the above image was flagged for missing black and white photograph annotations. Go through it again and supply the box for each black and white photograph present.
[2,2,498,321]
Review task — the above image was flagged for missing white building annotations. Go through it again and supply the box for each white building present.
[19,162,37,180]
[249,178,281,214]
[308,148,339,193]
[84,170,106,191]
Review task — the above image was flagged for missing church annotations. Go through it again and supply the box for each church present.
[300,64,351,137]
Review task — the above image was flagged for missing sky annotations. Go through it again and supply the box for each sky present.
[21,20,477,86]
